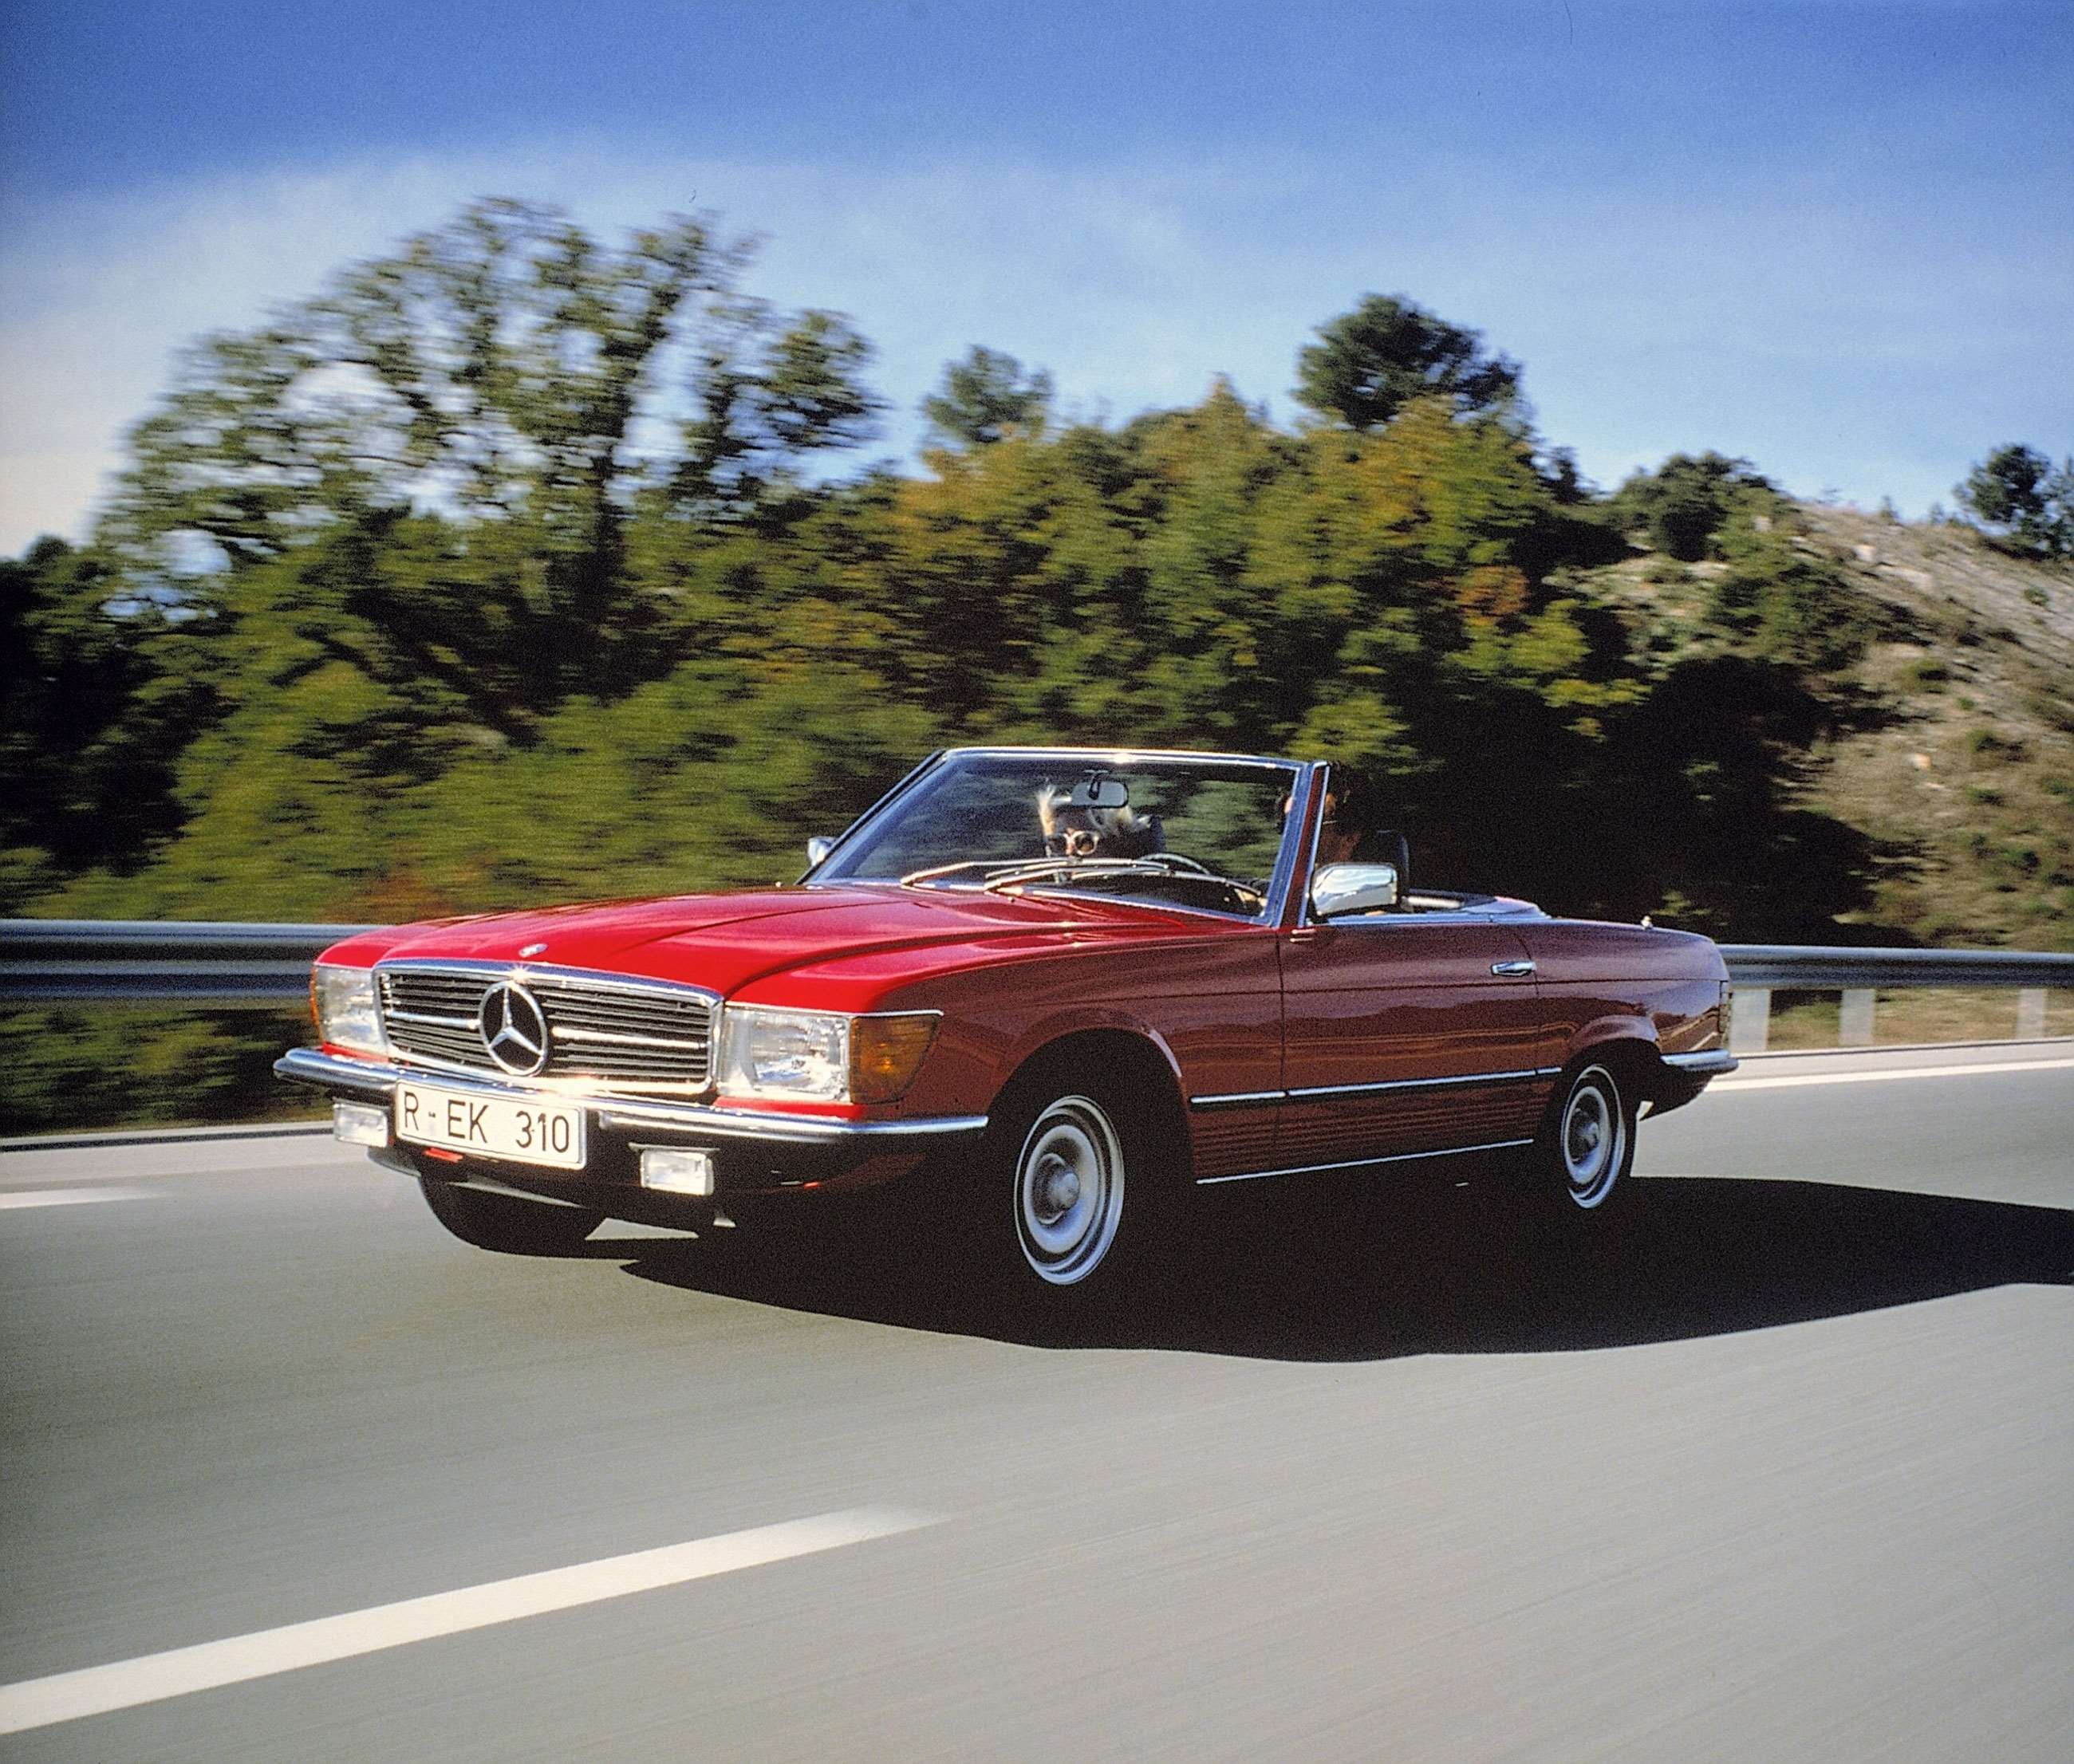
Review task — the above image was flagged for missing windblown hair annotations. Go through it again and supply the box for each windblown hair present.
[1036,785,1165,858]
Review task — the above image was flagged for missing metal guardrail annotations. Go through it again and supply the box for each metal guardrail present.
[1717,945,2074,990]
[1717,944,2073,1053]
[0,920,382,1010]
[2,921,2069,1046]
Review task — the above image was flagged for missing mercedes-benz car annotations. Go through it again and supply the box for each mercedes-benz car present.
[277,747,1735,1295]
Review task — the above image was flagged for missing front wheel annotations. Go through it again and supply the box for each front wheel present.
[1531,1062,1635,1221]
[419,1175,606,1255]
[1011,1092,1130,1286]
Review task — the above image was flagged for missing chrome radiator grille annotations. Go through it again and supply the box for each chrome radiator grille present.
[377,966,714,1092]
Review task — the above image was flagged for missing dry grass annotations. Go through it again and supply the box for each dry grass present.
[1588,505,2074,951]
[1792,507,2074,951]
[1762,987,2074,1051]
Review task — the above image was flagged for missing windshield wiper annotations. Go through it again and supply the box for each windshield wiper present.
[902,852,1259,908]
[898,860,1032,888]
[977,854,1240,895]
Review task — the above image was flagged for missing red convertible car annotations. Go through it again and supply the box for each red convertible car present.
[278,747,1735,1296]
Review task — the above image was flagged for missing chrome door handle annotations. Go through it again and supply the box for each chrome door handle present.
[1491,959,1536,978]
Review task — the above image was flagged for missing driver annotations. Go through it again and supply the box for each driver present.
[1037,785,1165,859]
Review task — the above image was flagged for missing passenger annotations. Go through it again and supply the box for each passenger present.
[1311,767,1411,894]
[1315,766,1378,867]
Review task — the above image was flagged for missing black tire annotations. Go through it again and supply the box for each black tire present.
[418,1175,606,1255]
[1528,1061,1637,1223]
[981,1067,1174,1300]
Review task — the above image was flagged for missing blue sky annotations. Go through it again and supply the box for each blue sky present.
[2,1,2069,552]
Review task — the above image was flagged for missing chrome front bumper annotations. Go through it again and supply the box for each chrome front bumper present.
[273,1047,988,1146]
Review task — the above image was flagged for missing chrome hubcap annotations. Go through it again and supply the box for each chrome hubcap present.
[1560,1070,1625,1209]
[1015,1096,1125,1285]
[1034,1153,1082,1223]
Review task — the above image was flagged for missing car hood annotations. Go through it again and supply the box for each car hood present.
[323,885,1220,998]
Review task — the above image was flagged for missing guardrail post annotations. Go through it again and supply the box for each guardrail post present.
[1729,986,1771,1054]
[1839,988,1876,1047]
[2017,988,2048,1038]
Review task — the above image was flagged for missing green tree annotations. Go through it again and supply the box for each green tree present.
[921,345,1054,449]
[0,537,212,911]
[1293,294,1520,432]
[98,200,881,691]
[1959,443,2074,557]
[1608,452,1778,561]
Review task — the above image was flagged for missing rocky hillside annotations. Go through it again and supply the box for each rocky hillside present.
[1590,506,2073,951]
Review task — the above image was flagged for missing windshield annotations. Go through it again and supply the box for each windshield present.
[813,751,1305,919]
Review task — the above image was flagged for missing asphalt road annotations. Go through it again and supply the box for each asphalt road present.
[3,1046,2070,1762]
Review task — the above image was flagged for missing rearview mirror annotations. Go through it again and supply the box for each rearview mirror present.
[1069,775,1130,809]
[806,837,834,868]
[1311,861,1400,919]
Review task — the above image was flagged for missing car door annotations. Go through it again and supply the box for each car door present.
[1276,912,1557,1173]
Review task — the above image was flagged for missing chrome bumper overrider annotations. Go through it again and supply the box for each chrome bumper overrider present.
[1662,1049,1739,1077]
[273,1048,987,1144]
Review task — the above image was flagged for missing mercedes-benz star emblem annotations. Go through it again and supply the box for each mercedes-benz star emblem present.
[479,981,550,1077]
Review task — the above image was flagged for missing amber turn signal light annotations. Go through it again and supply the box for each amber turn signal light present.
[849,1014,940,1104]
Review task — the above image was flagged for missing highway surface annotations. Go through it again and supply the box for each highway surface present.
[3,1045,2071,1761]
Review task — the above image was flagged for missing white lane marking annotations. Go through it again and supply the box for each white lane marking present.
[1712,1055,2074,1093]
[0,1187,160,1211]
[0,1507,938,1736]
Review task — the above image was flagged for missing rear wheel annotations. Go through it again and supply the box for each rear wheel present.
[1531,1062,1635,1221]
[418,1175,606,1255]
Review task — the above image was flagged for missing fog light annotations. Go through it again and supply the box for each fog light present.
[640,1148,716,1197]
[333,1101,390,1149]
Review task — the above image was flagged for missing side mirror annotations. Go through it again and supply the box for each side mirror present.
[1311,861,1400,919]
[806,837,835,868]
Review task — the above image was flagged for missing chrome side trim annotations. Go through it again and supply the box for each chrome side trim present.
[1187,1066,1558,1109]
[1663,1049,1739,1076]
[1197,1136,1535,1186]
[1285,1066,1555,1101]
[274,1049,986,1144]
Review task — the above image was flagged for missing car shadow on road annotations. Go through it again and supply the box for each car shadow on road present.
[614,1172,2074,1362]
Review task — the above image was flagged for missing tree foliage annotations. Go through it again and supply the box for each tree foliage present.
[1607,452,1778,561]
[5,203,1930,1128]
[921,345,1054,449]
[1293,293,1520,432]
[1958,443,2074,557]
[98,201,882,696]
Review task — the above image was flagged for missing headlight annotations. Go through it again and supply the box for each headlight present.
[718,1007,939,1104]
[313,963,386,1056]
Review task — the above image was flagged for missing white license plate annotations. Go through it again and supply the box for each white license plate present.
[395,1082,586,1171]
